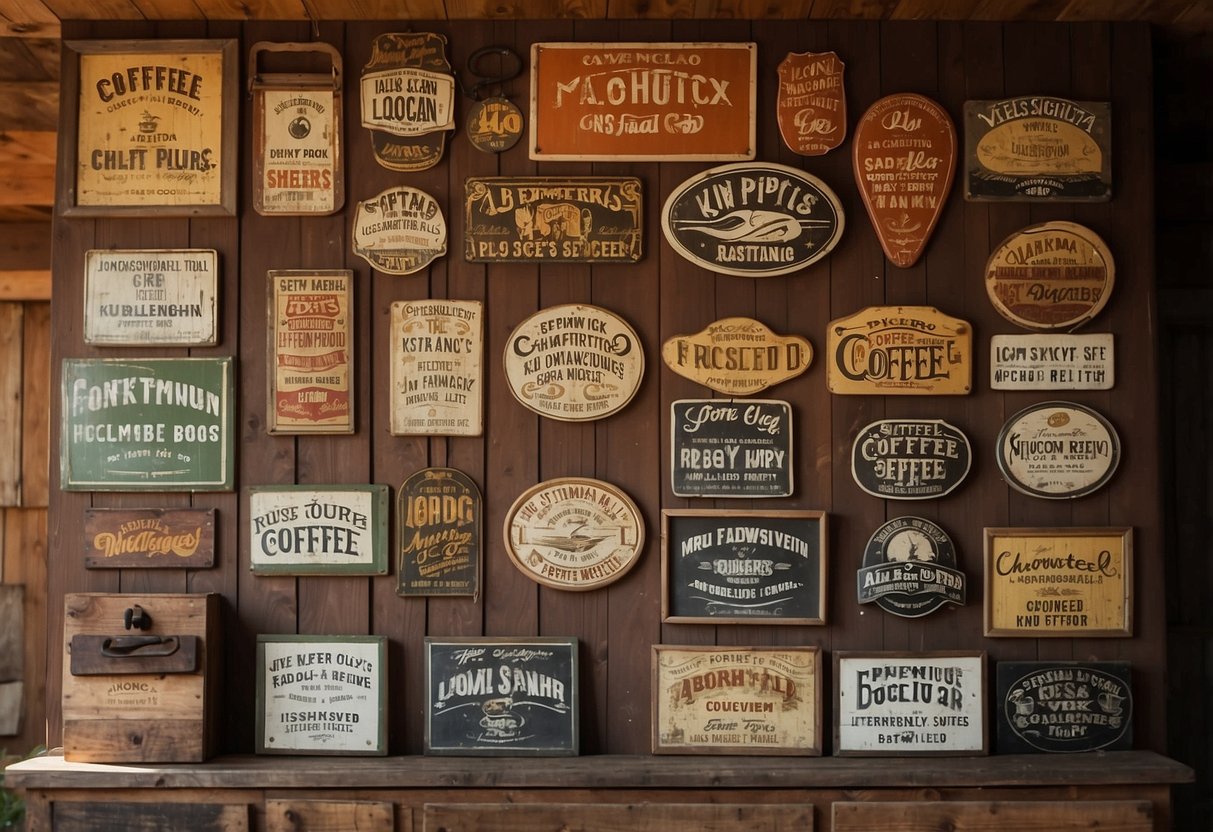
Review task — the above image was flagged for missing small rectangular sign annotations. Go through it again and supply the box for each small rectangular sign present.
[397,468,482,597]
[248,485,388,576]
[670,399,793,498]
[995,661,1132,753]
[84,508,216,569]
[990,333,1114,390]
[84,249,218,346]
[390,299,483,436]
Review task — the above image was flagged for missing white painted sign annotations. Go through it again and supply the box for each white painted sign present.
[990,333,1114,390]
[84,249,218,345]
[390,300,483,436]
[248,485,388,575]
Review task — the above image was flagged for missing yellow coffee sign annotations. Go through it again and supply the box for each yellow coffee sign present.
[826,306,971,395]
[662,317,812,396]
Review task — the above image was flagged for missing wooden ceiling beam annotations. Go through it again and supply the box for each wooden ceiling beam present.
[0,0,58,37]
[0,222,51,301]
[0,82,58,132]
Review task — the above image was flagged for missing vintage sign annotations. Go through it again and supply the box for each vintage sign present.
[652,646,822,755]
[389,299,482,436]
[984,527,1132,637]
[247,485,388,576]
[464,177,642,263]
[353,186,446,276]
[835,651,987,756]
[267,269,353,434]
[504,477,644,591]
[985,221,1115,331]
[504,303,644,422]
[671,399,793,498]
[360,32,455,171]
[65,39,238,216]
[84,508,215,569]
[662,162,844,277]
[257,635,387,755]
[857,516,966,618]
[661,317,812,396]
[250,42,343,216]
[996,661,1132,753]
[662,510,827,625]
[777,51,845,156]
[84,249,218,346]
[853,93,956,268]
[850,419,971,500]
[826,306,972,395]
[61,357,233,491]
[529,41,755,161]
[991,333,1114,390]
[425,636,578,755]
[995,401,1120,499]
[467,97,524,153]
[397,468,481,597]
[965,96,1112,201]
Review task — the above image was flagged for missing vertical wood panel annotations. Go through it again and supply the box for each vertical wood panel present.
[0,303,23,506]
[5,507,46,753]
[21,301,49,508]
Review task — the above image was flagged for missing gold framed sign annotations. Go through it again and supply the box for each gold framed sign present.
[63,39,237,216]
[390,299,483,436]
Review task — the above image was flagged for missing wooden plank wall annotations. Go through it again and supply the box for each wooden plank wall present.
[47,19,1164,757]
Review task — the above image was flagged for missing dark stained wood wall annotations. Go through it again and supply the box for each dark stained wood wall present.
[47,19,1165,757]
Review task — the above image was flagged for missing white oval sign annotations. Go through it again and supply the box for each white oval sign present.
[996,401,1120,499]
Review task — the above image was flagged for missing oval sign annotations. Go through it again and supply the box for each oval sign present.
[857,516,966,618]
[504,303,644,422]
[353,186,447,275]
[661,162,844,277]
[996,401,1120,499]
[466,97,524,153]
[999,662,1132,753]
[504,477,645,591]
[661,317,812,396]
[851,419,971,500]
[985,221,1114,331]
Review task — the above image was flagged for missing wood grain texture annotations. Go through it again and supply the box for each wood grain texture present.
[265,798,394,831]
[832,799,1152,830]
[0,303,22,506]
[424,802,814,831]
[51,800,249,832]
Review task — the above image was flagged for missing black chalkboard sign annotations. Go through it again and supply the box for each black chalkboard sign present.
[671,399,793,498]
[850,419,971,500]
[662,510,827,625]
[996,661,1132,753]
[424,636,579,756]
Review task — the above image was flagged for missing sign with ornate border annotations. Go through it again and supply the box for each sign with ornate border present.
[850,419,971,500]
[995,401,1120,499]
[390,299,483,436]
[360,32,455,171]
[84,508,215,569]
[996,661,1132,753]
[353,186,447,276]
[670,399,793,498]
[247,485,389,576]
[857,516,966,618]
[776,51,845,156]
[397,468,481,597]
[991,334,1114,390]
[84,249,218,346]
[826,306,972,395]
[661,317,812,396]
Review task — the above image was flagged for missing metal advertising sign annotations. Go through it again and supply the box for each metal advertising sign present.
[652,646,822,755]
[850,419,971,500]
[776,51,845,156]
[984,527,1132,637]
[529,41,756,161]
[83,249,218,346]
[662,162,844,277]
[464,177,642,263]
[964,96,1111,200]
[857,516,966,618]
[995,401,1120,499]
[425,636,578,756]
[853,93,956,268]
[353,186,446,276]
[61,357,234,491]
[671,399,793,498]
[996,661,1132,753]
[662,509,827,625]
[389,299,482,437]
[835,651,987,756]
[504,477,644,591]
[360,32,455,171]
[826,306,972,395]
[267,269,353,434]
[397,468,481,597]
[247,485,389,576]
[468,98,523,153]
[84,508,215,569]
[661,317,812,396]
[991,334,1114,390]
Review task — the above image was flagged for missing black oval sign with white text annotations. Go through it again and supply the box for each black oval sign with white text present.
[851,419,971,500]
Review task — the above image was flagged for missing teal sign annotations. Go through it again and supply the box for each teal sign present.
[61,357,234,491]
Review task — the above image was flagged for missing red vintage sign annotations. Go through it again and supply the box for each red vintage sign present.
[777,51,845,156]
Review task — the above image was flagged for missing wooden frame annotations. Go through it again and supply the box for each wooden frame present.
[247,485,389,576]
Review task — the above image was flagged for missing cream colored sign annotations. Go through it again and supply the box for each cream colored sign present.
[827,306,972,395]
[991,334,1114,390]
[390,300,483,436]
[662,318,812,396]
[258,89,338,214]
[353,186,447,276]
[84,249,217,346]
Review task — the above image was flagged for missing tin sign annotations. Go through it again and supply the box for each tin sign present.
[661,317,812,396]
[467,97,524,153]
[776,51,845,156]
[850,419,971,500]
[996,661,1132,753]
[84,508,215,569]
[353,186,446,276]
[84,249,217,346]
[397,468,481,597]
[827,306,972,395]
[360,32,455,171]
[464,177,642,263]
[671,399,793,498]
[996,401,1120,499]
[662,162,844,277]
[504,477,644,591]
[991,334,1114,390]
[857,516,966,618]
[390,300,483,436]
[248,485,388,576]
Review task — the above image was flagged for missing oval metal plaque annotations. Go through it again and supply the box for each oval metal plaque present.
[504,477,645,591]
[661,317,812,396]
[851,419,971,500]
[998,661,1132,753]
[776,51,845,156]
[857,516,966,618]
[662,162,844,277]
[996,401,1120,499]
[353,186,447,275]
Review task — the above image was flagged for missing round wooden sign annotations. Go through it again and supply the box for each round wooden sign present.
[504,477,645,591]
[504,303,644,422]
[995,401,1121,499]
[985,221,1114,331]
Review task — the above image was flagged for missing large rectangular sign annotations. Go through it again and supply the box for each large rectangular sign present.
[248,485,388,576]
[390,300,483,436]
[990,334,1114,390]
[670,399,793,498]
[83,249,218,346]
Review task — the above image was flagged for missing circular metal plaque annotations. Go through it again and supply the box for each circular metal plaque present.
[995,401,1121,499]
[466,97,523,153]
[857,516,966,618]
[504,477,645,591]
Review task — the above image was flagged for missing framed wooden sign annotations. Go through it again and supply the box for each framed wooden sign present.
[850,419,971,500]
[247,485,389,576]
[652,646,822,755]
[390,299,483,436]
[62,39,237,216]
[397,468,481,597]
[671,399,793,498]
[777,51,845,156]
[835,651,987,756]
[995,401,1120,499]
[661,317,812,396]
[61,357,234,491]
[425,636,578,756]
[529,42,756,161]
[83,249,218,346]
[857,516,966,618]
[256,635,387,756]
[353,186,447,276]
[504,477,644,591]
[984,527,1132,637]
[464,177,642,263]
[84,508,215,569]
[996,661,1132,753]
[826,306,972,395]
[360,32,455,172]
[991,334,1114,390]
[267,270,353,434]
[661,509,827,625]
